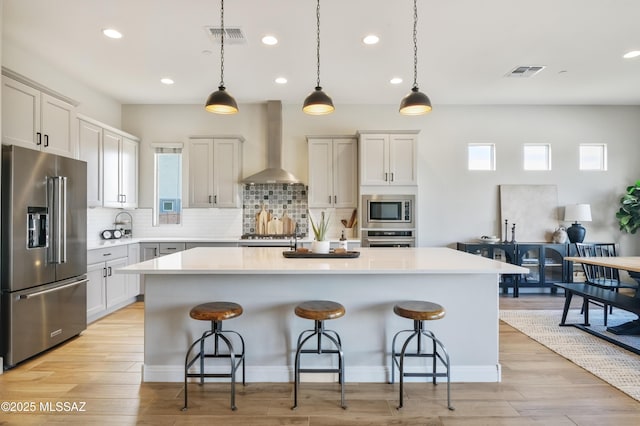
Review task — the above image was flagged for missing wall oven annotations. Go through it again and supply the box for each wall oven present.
[361,230,415,247]
[361,194,414,229]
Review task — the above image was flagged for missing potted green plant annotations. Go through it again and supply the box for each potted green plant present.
[309,211,331,253]
[616,180,640,234]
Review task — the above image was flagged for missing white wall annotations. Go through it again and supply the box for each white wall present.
[2,38,121,127]
[123,103,640,255]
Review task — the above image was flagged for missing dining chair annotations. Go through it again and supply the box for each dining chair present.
[574,243,638,326]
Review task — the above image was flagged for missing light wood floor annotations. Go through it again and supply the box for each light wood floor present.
[1,293,639,425]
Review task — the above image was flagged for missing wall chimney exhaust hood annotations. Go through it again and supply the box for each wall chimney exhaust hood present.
[242,100,302,185]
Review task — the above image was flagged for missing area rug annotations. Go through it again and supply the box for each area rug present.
[500,309,640,402]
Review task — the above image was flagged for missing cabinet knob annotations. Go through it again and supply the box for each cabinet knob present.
[384,172,388,181]
[36,132,42,145]
[44,134,49,147]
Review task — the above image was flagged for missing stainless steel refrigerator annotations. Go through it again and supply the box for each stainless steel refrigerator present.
[1,145,87,369]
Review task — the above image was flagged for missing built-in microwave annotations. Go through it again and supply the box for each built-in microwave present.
[361,194,414,229]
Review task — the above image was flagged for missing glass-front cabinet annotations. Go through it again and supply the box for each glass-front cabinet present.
[457,242,569,297]
[516,244,567,296]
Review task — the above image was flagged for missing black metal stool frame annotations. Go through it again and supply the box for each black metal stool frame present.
[390,319,453,410]
[293,319,346,409]
[182,319,246,411]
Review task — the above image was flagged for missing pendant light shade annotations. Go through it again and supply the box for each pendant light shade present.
[399,87,432,115]
[303,86,334,115]
[205,85,238,114]
[303,0,334,115]
[400,0,431,115]
[205,0,238,115]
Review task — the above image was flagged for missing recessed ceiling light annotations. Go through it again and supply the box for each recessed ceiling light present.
[623,50,640,59]
[102,28,123,39]
[390,77,403,85]
[275,77,288,84]
[363,34,380,45]
[262,35,278,45]
[160,78,174,85]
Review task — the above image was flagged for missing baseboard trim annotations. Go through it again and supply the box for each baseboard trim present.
[141,364,501,383]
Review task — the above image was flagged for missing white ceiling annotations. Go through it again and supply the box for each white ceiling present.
[4,0,640,107]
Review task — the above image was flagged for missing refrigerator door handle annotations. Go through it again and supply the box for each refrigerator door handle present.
[62,176,67,263]
[18,278,88,299]
[48,176,68,264]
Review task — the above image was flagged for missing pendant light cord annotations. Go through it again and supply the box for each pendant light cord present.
[219,0,226,88]
[315,0,321,88]
[412,0,419,90]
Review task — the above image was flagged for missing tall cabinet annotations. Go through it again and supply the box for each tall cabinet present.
[358,131,418,186]
[188,136,243,208]
[2,72,77,158]
[78,114,139,208]
[307,136,357,208]
[103,130,138,208]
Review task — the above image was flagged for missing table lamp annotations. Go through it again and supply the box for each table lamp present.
[564,204,592,243]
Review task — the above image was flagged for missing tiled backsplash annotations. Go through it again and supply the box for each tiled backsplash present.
[87,191,357,244]
[242,184,309,236]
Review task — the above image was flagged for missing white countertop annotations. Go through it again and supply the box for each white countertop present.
[87,237,357,250]
[119,246,527,275]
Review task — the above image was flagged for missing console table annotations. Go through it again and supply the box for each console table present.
[457,242,571,297]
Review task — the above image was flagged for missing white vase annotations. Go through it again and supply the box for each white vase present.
[312,240,330,254]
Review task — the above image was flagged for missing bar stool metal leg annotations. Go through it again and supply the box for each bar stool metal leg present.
[292,319,346,410]
[391,319,453,411]
[182,320,246,411]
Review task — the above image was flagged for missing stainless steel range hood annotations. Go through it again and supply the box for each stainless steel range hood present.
[242,100,302,184]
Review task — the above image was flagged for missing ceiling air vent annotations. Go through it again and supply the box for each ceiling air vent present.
[206,26,246,45]
[505,65,546,78]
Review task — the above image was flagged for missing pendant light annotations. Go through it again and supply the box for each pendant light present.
[302,0,334,115]
[205,0,238,114]
[399,0,432,115]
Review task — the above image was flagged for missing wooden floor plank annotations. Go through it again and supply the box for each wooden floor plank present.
[0,295,638,425]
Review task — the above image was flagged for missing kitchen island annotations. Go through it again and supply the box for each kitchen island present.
[119,247,526,383]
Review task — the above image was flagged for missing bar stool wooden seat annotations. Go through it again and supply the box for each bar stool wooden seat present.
[182,301,246,411]
[390,300,453,411]
[292,300,346,410]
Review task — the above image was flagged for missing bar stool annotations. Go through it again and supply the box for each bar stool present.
[182,301,246,411]
[390,300,453,410]
[292,300,346,410]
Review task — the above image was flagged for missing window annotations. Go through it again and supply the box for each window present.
[468,143,495,170]
[153,143,183,225]
[579,144,607,171]
[523,144,551,171]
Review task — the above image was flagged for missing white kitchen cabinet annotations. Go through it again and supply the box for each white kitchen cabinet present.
[127,244,140,299]
[87,245,138,323]
[188,137,243,208]
[103,129,139,208]
[105,256,129,308]
[78,119,103,207]
[307,136,357,208]
[86,261,107,321]
[78,114,140,208]
[2,74,77,158]
[358,132,418,186]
